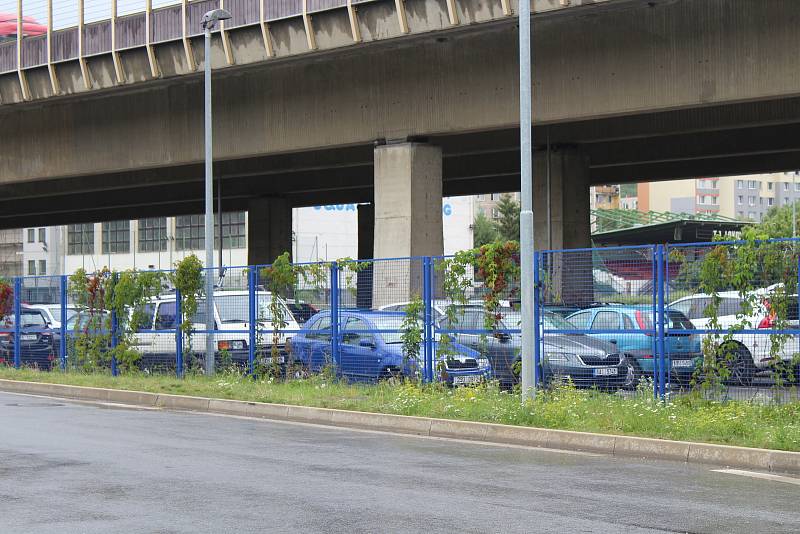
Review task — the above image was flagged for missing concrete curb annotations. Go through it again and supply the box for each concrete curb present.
[2,378,799,475]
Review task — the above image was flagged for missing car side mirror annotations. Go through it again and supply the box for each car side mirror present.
[609,339,618,345]
[495,332,511,343]
[359,338,376,349]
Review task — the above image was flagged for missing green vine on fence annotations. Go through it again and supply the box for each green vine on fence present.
[685,229,800,396]
[400,294,424,380]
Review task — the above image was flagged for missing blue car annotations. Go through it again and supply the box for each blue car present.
[566,305,702,386]
[291,310,491,385]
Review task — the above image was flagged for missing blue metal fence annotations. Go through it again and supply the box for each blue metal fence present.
[3,238,800,401]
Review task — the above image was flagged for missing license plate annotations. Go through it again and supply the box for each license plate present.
[593,367,618,376]
[20,334,36,341]
[452,375,482,385]
[259,356,285,365]
[672,359,694,368]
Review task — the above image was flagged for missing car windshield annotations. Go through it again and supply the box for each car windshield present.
[1,311,48,328]
[497,311,573,331]
[215,294,287,323]
[67,312,109,330]
[44,306,77,322]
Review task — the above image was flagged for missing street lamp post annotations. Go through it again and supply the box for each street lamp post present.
[201,8,231,376]
[519,0,536,401]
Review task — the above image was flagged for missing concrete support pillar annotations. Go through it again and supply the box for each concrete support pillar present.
[356,203,374,309]
[247,197,292,266]
[531,146,593,305]
[373,143,444,307]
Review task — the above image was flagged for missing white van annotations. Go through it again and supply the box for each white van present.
[132,290,300,370]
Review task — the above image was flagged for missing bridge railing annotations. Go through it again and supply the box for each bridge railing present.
[0,0,378,75]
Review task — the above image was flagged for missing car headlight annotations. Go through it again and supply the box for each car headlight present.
[545,352,579,365]
[477,358,490,369]
[218,340,245,351]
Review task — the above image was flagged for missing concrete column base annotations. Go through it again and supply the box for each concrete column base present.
[247,197,292,266]
[532,146,593,305]
[372,143,444,308]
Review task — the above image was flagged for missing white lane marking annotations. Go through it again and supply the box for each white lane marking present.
[713,469,800,486]
[0,391,160,410]
[1,390,601,458]
[198,410,604,457]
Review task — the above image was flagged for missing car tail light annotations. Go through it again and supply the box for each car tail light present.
[758,299,776,329]
[218,341,231,351]
[639,354,653,359]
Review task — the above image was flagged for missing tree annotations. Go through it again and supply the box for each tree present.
[755,202,799,238]
[493,193,520,242]
[472,212,497,248]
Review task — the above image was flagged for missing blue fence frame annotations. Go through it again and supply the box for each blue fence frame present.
[4,238,800,400]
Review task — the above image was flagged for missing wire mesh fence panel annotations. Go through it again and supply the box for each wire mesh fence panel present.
[667,239,800,402]
[431,254,514,389]
[332,258,430,382]
[540,246,661,395]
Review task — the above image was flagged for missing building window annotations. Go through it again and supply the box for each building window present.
[748,211,756,220]
[26,228,34,243]
[768,182,774,190]
[491,208,500,219]
[748,196,755,206]
[28,260,36,275]
[39,260,46,275]
[768,198,774,206]
[737,211,744,218]
[736,180,744,189]
[786,197,791,204]
[38,228,45,243]
[737,195,743,205]
[215,212,246,249]
[68,224,95,255]
[711,196,718,205]
[138,217,168,252]
[785,183,790,191]
[176,215,204,251]
[748,180,757,189]
[102,220,130,254]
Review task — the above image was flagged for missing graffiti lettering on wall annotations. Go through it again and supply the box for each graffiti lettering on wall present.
[314,203,455,215]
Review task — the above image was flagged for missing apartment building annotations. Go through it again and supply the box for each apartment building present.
[640,173,800,221]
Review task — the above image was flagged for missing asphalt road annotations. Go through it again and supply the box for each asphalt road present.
[1,392,799,534]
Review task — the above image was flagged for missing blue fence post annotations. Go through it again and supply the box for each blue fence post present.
[330,261,340,372]
[423,257,433,383]
[13,277,20,369]
[248,268,256,376]
[175,288,183,378]
[656,244,667,399]
[651,246,658,399]
[533,251,542,386]
[110,273,119,377]
[59,275,67,371]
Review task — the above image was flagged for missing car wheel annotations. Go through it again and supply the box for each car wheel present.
[724,344,755,387]
[621,356,642,390]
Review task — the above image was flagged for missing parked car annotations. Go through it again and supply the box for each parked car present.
[286,299,319,324]
[669,289,799,384]
[439,308,627,390]
[130,290,300,371]
[28,304,78,329]
[566,305,702,386]
[0,307,57,370]
[291,310,491,385]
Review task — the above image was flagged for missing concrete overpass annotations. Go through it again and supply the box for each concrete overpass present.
[2,0,800,264]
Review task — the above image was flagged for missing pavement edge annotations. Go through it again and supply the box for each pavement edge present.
[2,378,798,475]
